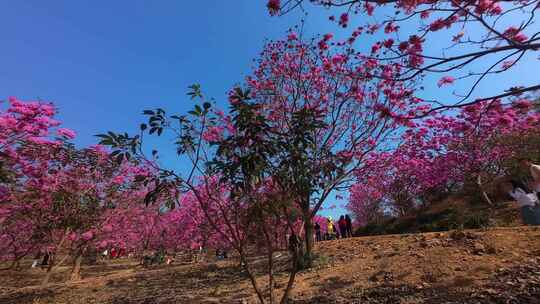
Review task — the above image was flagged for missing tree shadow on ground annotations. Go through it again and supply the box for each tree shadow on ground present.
[105,262,254,304]
[291,263,540,304]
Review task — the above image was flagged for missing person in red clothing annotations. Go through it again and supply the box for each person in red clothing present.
[338,215,347,239]
[110,248,118,259]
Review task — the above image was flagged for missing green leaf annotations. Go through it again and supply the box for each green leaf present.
[140,123,147,131]
[187,84,202,100]
[203,102,211,110]
[116,153,124,165]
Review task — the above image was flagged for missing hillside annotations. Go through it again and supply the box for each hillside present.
[356,197,523,237]
[1,226,539,303]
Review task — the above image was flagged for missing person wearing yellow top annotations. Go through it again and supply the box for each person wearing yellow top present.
[326,217,335,240]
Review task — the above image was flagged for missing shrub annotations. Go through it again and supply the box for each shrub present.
[463,213,490,229]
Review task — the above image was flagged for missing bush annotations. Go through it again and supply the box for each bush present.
[312,253,330,268]
[354,207,490,236]
[355,221,387,236]
[463,213,490,229]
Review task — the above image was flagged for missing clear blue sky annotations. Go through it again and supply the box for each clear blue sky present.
[2,1,538,219]
[0,1,346,217]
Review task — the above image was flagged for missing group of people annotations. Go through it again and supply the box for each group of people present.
[101,247,126,259]
[314,214,353,241]
[503,158,540,226]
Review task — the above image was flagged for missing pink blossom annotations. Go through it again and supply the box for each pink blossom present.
[267,0,280,16]
[82,231,94,241]
[112,175,126,185]
[287,33,298,41]
[339,13,349,28]
[57,128,77,139]
[202,126,224,143]
[383,39,394,48]
[513,99,532,110]
[503,27,528,43]
[437,76,455,87]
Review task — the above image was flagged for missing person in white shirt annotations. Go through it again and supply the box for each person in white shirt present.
[519,158,540,194]
[504,180,539,225]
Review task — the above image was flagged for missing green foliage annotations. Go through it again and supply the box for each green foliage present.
[95,132,139,164]
[312,253,330,268]
[187,84,202,100]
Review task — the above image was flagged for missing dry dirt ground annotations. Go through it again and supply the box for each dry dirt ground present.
[1,226,539,304]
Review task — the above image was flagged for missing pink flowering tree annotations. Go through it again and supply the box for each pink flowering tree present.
[348,98,540,223]
[267,0,539,114]
[234,33,417,266]
[0,98,172,284]
[0,97,70,270]
[2,141,156,284]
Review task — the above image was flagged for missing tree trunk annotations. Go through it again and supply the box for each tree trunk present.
[267,248,275,304]
[69,252,84,281]
[41,261,54,286]
[239,250,266,304]
[302,215,313,269]
[41,228,71,286]
[477,174,494,206]
[281,234,301,304]
[42,253,71,285]
[279,259,298,304]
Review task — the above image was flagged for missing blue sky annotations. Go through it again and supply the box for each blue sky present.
[2,1,539,218]
[0,1,346,217]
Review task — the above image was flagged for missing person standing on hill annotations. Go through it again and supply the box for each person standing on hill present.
[338,216,347,238]
[345,214,353,238]
[326,217,334,240]
[31,251,42,268]
[504,180,539,225]
[314,222,322,242]
[520,158,540,196]
[519,158,540,224]
[41,250,50,268]
[110,248,118,259]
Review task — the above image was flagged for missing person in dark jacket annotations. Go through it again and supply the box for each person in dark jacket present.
[338,216,347,238]
[345,214,353,237]
[314,222,322,242]
[41,251,50,268]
